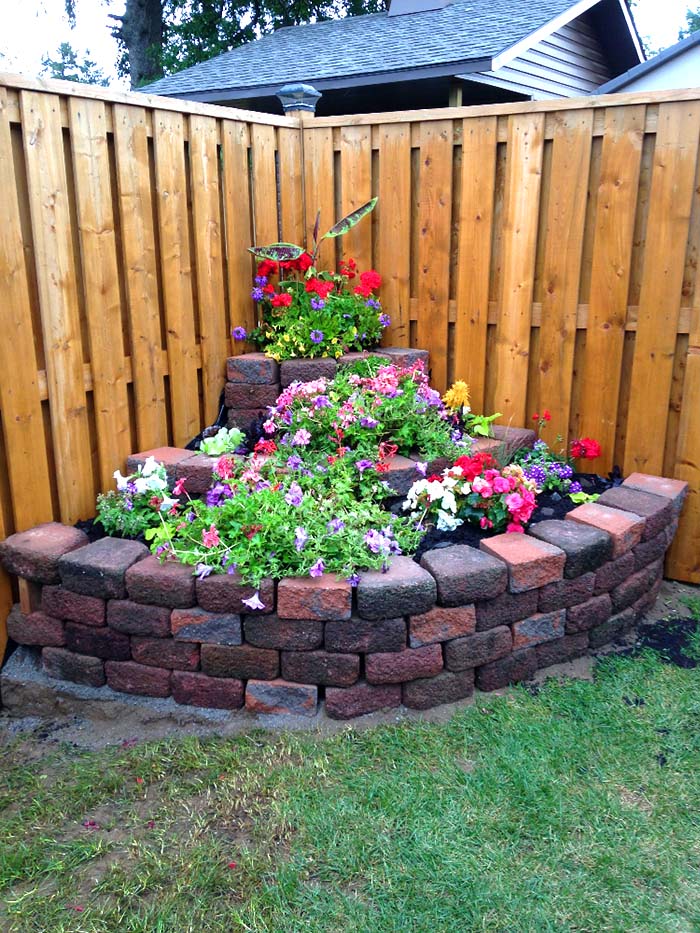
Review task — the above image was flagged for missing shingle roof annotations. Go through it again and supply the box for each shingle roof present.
[142,0,581,97]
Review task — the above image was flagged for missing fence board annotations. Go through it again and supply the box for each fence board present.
[624,101,700,476]
[68,97,131,489]
[377,123,411,346]
[453,116,497,410]
[20,90,94,522]
[577,105,644,471]
[153,110,200,446]
[0,88,53,528]
[491,113,544,424]
[221,120,254,350]
[189,114,228,425]
[113,104,167,451]
[250,123,279,246]
[302,126,334,265]
[278,126,304,244]
[339,125,372,271]
[415,120,454,392]
[536,109,592,443]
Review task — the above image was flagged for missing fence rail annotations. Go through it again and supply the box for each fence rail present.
[1,74,698,653]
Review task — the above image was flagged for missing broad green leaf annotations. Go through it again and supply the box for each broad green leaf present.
[249,243,304,262]
[321,197,378,240]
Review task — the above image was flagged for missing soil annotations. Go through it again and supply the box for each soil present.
[634,616,699,669]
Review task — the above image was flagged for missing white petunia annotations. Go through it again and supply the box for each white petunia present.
[113,469,129,491]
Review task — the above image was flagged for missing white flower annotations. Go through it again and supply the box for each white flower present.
[159,496,179,512]
[141,456,159,477]
[426,480,445,503]
[441,489,458,514]
[242,591,265,611]
[113,469,129,491]
[436,511,463,532]
[133,476,149,495]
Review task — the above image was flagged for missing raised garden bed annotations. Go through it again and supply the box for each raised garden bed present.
[0,471,686,720]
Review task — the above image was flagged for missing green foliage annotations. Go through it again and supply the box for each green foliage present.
[199,427,245,456]
[569,490,600,505]
[249,243,305,262]
[680,5,700,37]
[321,197,378,241]
[464,411,501,437]
[96,458,178,538]
[41,42,109,86]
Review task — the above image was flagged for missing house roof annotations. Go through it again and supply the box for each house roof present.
[141,0,594,100]
[596,28,700,93]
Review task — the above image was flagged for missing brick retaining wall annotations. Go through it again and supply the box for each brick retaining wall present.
[0,473,687,720]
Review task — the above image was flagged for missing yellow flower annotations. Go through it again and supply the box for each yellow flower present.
[442,381,470,412]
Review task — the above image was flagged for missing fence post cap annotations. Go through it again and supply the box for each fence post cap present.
[276,83,322,113]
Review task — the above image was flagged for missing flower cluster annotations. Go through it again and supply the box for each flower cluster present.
[97,457,181,538]
[262,357,464,465]
[571,437,602,459]
[237,255,389,361]
[403,453,538,534]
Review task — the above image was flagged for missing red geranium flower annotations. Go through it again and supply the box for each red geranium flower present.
[305,278,334,299]
[339,258,357,279]
[542,410,551,421]
[254,439,277,455]
[262,283,276,295]
[353,284,372,298]
[571,437,602,459]
[295,252,313,272]
[271,292,293,308]
[257,260,277,277]
[359,269,381,291]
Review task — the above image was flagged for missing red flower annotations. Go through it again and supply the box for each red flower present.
[571,437,602,459]
[532,412,539,422]
[542,410,551,421]
[257,260,277,277]
[453,452,495,481]
[353,284,372,298]
[305,277,334,299]
[295,252,313,272]
[254,439,277,455]
[339,258,357,279]
[378,441,398,461]
[271,292,293,308]
[360,269,382,291]
[375,462,390,473]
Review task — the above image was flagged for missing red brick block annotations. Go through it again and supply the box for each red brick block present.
[596,486,674,541]
[280,358,336,387]
[171,671,244,709]
[512,610,565,650]
[366,644,443,684]
[41,586,105,627]
[281,650,360,686]
[277,575,351,621]
[171,607,241,645]
[174,454,222,497]
[408,605,476,647]
[201,643,279,679]
[480,534,565,593]
[325,617,406,653]
[420,545,507,606]
[245,679,318,717]
[566,503,644,557]
[476,648,538,692]
[7,607,65,647]
[196,572,275,615]
[538,573,595,613]
[382,455,420,496]
[379,347,429,369]
[227,408,265,430]
[490,425,537,459]
[632,529,670,570]
[105,660,171,698]
[243,615,323,650]
[632,576,663,620]
[107,599,171,638]
[225,382,280,410]
[588,607,636,649]
[0,523,88,584]
[402,669,474,710]
[444,626,512,670]
[337,350,390,367]
[623,472,688,515]
[566,594,612,634]
[125,556,196,609]
[475,589,539,631]
[527,520,612,578]
[325,681,401,719]
[59,537,148,599]
[535,633,589,668]
[42,647,105,687]
[126,447,193,485]
[65,622,131,660]
[593,552,636,595]
[131,636,200,671]
[357,556,436,620]
[471,438,501,459]
[610,559,663,613]
[226,353,279,385]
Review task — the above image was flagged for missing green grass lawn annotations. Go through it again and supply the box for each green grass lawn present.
[1,651,699,932]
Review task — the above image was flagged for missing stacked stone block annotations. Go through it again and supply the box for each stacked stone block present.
[0,472,687,721]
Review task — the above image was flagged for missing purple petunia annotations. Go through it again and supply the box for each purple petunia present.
[232,326,247,341]
[360,416,379,429]
[346,573,360,587]
[309,558,325,578]
[285,482,303,507]
[242,591,265,611]
[286,454,303,470]
[365,299,381,310]
[327,517,345,534]
[310,299,325,311]
[379,313,391,327]
[355,459,374,473]
[294,526,309,551]
[313,395,332,409]
[123,497,134,511]
[310,329,324,344]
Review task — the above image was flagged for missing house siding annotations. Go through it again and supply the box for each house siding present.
[467,14,613,100]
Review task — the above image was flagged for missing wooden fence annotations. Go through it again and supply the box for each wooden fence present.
[0,75,698,656]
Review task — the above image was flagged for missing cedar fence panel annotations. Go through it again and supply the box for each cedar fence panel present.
[1,75,699,659]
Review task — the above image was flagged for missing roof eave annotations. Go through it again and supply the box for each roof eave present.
[141,56,494,102]
[595,28,700,94]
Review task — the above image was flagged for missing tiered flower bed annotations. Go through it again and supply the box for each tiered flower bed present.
[1,472,686,720]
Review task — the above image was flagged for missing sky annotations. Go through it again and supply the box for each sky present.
[0,0,694,87]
